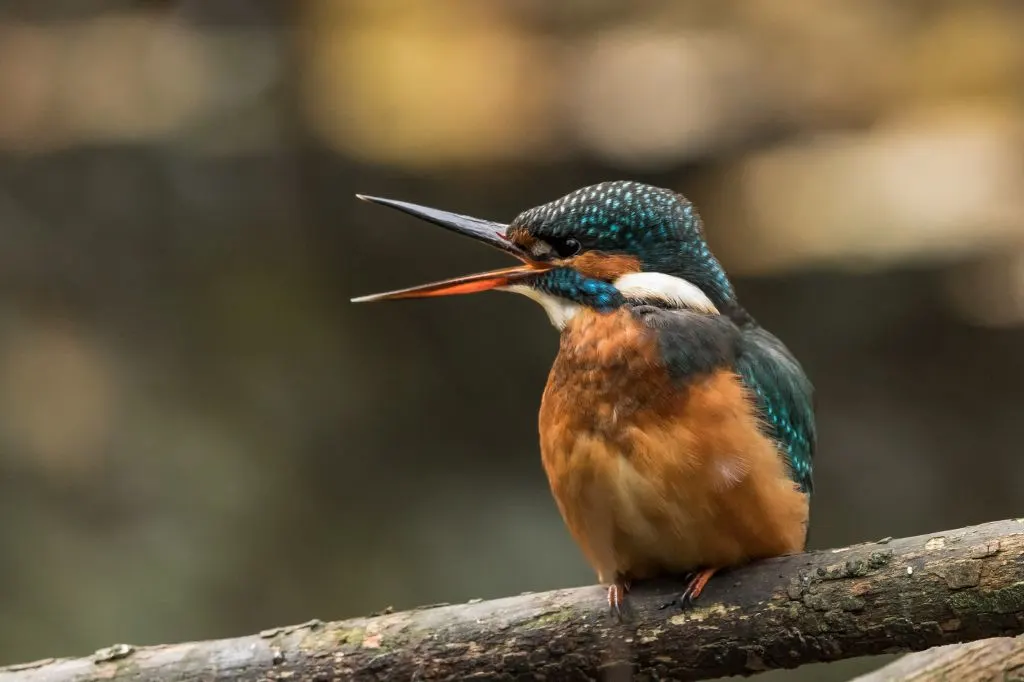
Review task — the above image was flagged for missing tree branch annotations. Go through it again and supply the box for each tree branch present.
[2,519,1022,682]
[850,635,1024,681]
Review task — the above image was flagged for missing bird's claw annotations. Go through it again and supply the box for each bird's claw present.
[607,579,631,621]
[659,568,716,611]
[658,572,694,610]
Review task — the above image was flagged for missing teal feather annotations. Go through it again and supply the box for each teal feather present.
[512,181,736,309]
[735,327,816,493]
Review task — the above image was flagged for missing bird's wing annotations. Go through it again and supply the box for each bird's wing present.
[634,305,816,493]
[734,326,816,493]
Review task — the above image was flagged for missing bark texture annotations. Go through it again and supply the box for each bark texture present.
[1,519,1022,682]
[851,635,1024,681]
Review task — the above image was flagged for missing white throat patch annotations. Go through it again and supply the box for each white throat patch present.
[502,272,718,331]
[503,285,581,330]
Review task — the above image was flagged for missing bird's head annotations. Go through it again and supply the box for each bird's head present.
[352,181,739,328]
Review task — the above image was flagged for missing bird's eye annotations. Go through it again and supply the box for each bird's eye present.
[548,237,581,258]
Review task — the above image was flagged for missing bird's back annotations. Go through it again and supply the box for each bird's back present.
[538,305,810,584]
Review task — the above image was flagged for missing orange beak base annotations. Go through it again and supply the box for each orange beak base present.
[351,264,549,303]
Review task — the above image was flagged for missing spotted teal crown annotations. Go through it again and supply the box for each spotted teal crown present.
[511,181,736,309]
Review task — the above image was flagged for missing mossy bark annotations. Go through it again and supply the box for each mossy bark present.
[1,519,1022,682]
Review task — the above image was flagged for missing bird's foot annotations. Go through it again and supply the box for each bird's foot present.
[607,578,631,622]
[658,568,717,610]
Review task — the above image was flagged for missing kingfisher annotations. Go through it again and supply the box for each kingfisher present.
[352,181,815,616]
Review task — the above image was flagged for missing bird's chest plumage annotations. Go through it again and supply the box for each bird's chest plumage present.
[538,309,808,584]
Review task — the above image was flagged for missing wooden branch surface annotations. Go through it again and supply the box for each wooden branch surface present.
[1,519,1022,682]
[850,635,1024,681]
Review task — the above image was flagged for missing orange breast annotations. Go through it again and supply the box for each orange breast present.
[538,308,808,585]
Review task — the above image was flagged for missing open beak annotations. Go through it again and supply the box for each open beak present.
[350,194,551,303]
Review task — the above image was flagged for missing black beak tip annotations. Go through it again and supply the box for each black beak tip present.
[354,193,441,218]
[355,193,385,206]
[354,191,532,261]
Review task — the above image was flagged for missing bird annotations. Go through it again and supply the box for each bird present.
[352,181,815,617]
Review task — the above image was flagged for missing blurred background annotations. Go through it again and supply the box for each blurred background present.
[0,1,1021,680]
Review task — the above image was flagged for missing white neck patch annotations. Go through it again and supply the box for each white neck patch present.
[614,272,719,314]
[502,271,718,331]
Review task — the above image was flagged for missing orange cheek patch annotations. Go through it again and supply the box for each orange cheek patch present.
[567,252,641,281]
[506,227,539,252]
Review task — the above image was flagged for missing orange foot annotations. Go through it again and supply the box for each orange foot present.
[607,577,631,621]
[659,568,718,610]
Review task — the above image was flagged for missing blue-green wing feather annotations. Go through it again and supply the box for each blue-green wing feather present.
[735,327,816,493]
[639,307,816,493]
